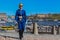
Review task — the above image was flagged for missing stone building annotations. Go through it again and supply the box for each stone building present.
[0,13,7,26]
[0,13,7,21]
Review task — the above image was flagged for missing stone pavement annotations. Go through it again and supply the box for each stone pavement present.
[0,32,60,40]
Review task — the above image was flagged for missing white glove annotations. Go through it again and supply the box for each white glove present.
[19,16,22,21]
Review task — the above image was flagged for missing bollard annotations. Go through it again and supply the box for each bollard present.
[53,26,56,35]
[34,22,38,35]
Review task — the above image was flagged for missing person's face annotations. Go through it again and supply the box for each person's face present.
[19,5,23,9]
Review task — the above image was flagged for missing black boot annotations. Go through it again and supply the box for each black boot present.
[20,37,22,40]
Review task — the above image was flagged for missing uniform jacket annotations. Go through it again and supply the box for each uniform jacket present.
[15,9,26,30]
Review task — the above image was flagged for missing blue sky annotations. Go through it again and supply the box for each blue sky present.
[0,0,60,16]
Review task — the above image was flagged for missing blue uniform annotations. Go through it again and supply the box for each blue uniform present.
[15,9,26,30]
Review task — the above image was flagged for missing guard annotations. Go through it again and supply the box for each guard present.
[15,3,26,40]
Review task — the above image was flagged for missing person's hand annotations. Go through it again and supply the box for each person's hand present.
[15,22,18,26]
[19,16,22,21]
[19,16,22,18]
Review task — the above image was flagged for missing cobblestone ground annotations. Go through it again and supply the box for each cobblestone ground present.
[0,34,60,40]
[0,30,60,40]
